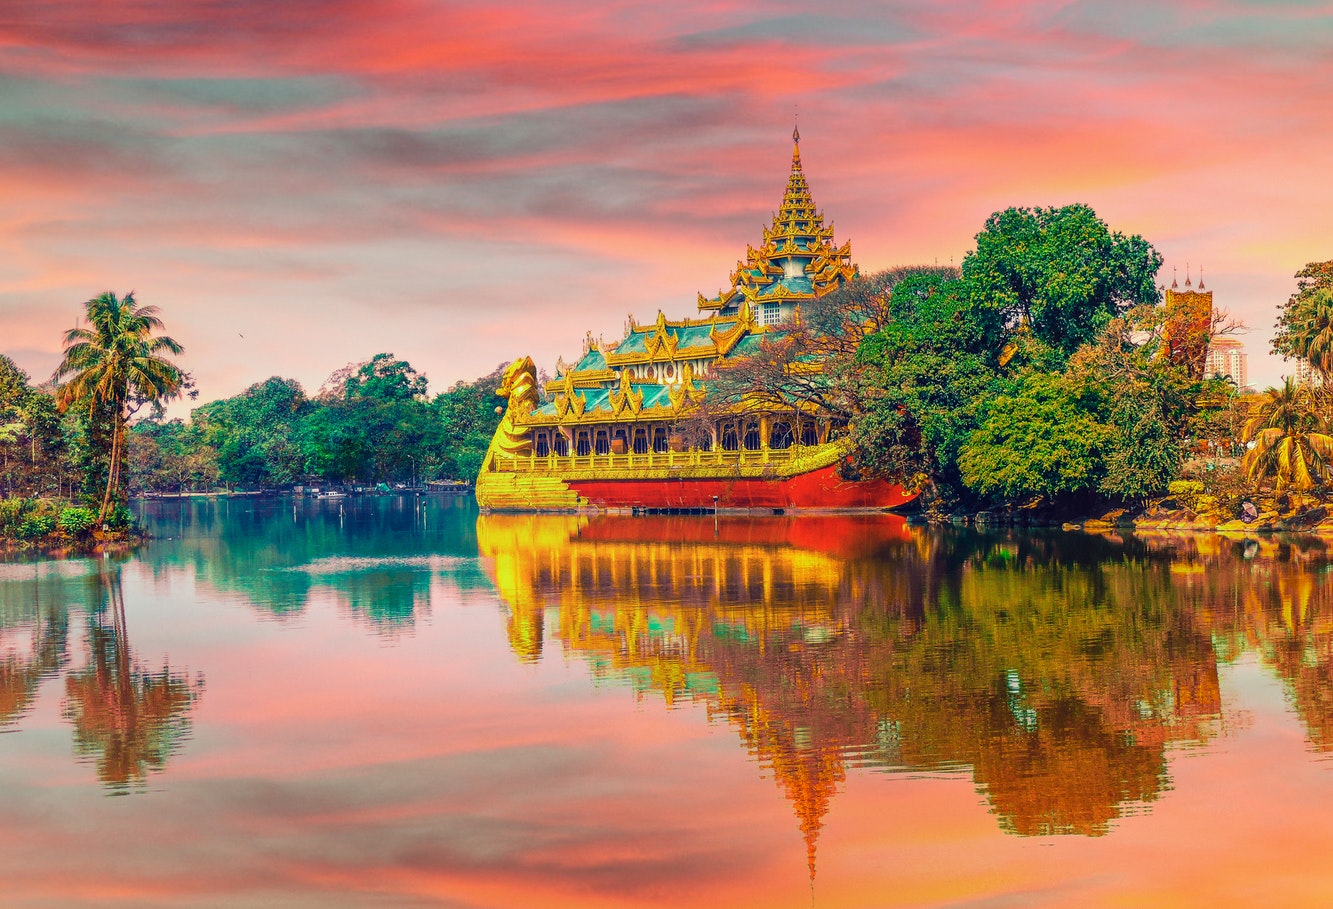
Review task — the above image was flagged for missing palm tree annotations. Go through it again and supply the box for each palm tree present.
[63,565,201,790]
[1240,378,1333,499]
[52,292,184,523]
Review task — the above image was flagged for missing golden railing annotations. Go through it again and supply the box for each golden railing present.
[492,445,812,474]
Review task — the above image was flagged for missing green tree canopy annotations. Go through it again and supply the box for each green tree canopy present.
[343,353,428,403]
[1273,261,1333,381]
[958,373,1109,505]
[960,204,1162,361]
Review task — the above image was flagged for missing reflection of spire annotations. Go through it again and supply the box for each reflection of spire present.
[769,735,842,881]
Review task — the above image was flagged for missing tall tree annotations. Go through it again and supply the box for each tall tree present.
[53,292,185,523]
[961,204,1162,360]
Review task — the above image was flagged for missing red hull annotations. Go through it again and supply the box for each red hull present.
[566,463,915,510]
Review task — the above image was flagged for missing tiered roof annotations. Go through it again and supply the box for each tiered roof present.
[532,128,857,425]
[698,125,856,313]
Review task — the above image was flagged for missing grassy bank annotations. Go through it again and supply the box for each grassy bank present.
[0,497,138,549]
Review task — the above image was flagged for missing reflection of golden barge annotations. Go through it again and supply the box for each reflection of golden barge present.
[475,130,915,512]
[475,514,1226,876]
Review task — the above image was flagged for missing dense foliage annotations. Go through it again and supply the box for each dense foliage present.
[716,203,1239,512]
[0,353,109,503]
[128,356,505,492]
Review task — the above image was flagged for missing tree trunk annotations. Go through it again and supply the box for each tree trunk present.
[98,412,124,525]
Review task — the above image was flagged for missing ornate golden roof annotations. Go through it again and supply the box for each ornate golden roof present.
[522,129,858,428]
[698,127,857,312]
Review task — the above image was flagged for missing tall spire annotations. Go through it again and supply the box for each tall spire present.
[696,126,857,313]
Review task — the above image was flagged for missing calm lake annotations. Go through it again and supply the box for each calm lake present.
[3,496,1333,907]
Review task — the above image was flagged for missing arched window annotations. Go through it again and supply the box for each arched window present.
[721,424,739,451]
[696,432,713,452]
[554,433,570,456]
[535,433,550,457]
[633,427,649,454]
[769,421,793,450]
[801,422,819,446]
[576,432,591,456]
[653,427,669,453]
[743,422,762,451]
[594,430,610,455]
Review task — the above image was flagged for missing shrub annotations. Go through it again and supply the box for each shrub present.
[58,506,96,537]
[0,498,27,537]
[105,505,135,530]
[18,512,56,540]
[1167,480,1205,508]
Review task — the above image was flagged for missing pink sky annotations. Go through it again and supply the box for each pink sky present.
[2,0,1332,405]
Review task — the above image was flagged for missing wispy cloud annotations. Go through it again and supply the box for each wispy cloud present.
[2,0,1330,398]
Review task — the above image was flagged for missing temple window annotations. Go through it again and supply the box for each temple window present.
[594,430,610,455]
[697,433,713,452]
[761,303,781,326]
[721,424,739,451]
[576,432,591,457]
[801,422,819,446]
[770,421,793,450]
[633,427,649,454]
[535,433,550,457]
[743,423,762,451]
[653,427,669,453]
[554,433,570,456]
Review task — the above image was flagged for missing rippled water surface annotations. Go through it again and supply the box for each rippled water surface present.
[4,495,1333,907]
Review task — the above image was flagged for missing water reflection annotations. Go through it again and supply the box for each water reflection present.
[477,515,1241,873]
[137,496,487,629]
[7,499,1333,904]
[0,558,202,791]
[63,564,203,792]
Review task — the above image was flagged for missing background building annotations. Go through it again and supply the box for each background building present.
[1206,337,1248,389]
[1291,357,1324,387]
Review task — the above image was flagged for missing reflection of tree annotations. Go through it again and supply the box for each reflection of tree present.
[0,602,67,727]
[61,567,203,792]
[136,496,487,629]
[1143,533,1333,753]
[478,515,1228,876]
[332,568,431,631]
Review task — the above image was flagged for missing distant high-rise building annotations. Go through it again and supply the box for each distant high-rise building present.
[1292,357,1324,387]
[1205,338,1248,389]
